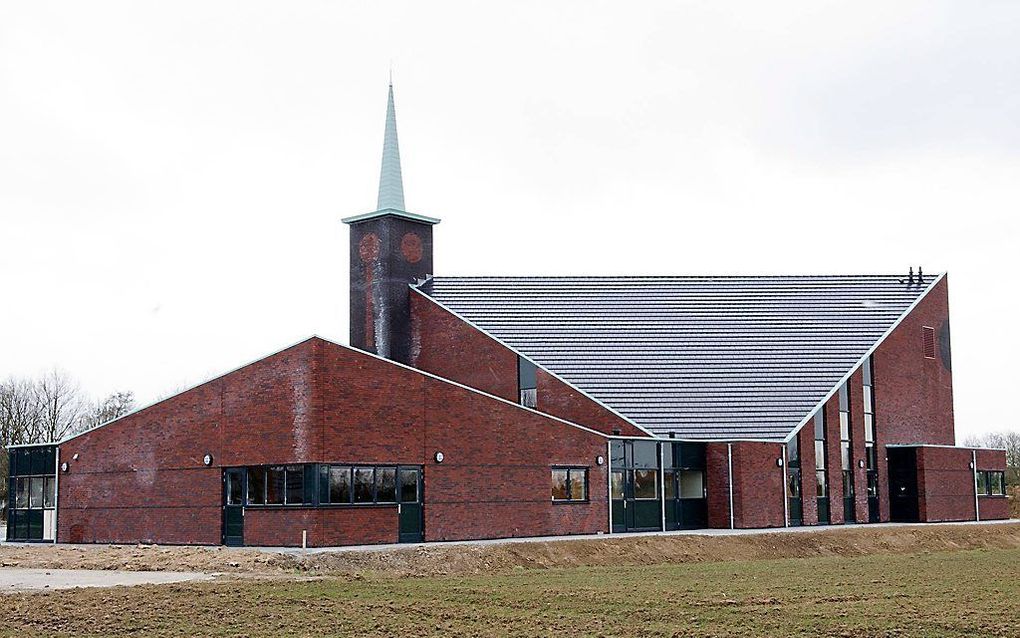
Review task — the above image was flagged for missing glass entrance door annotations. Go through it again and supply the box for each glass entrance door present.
[609,440,663,533]
[397,467,423,543]
[222,468,245,547]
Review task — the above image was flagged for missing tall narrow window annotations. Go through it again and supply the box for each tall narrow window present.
[518,356,537,408]
[839,383,855,523]
[814,409,830,524]
[863,356,879,522]
[787,436,802,526]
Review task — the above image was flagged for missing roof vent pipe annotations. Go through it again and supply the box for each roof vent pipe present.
[917,266,923,284]
[908,267,914,285]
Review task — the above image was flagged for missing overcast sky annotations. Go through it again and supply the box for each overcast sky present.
[2,1,1017,442]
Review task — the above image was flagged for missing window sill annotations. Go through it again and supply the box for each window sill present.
[243,503,399,510]
[551,500,590,504]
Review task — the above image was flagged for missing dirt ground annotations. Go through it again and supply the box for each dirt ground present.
[1,521,1018,578]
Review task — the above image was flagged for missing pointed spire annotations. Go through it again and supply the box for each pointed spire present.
[376,82,405,211]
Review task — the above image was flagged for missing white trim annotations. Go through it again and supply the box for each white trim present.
[409,287,659,438]
[52,447,60,544]
[727,443,734,530]
[782,445,789,528]
[341,208,441,225]
[659,443,667,532]
[885,443,1007,452]
[782,272,947,444]
[606,440,613,534]
[972,450,980,523]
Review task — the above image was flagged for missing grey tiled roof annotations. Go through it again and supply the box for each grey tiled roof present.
[419,275,939,441]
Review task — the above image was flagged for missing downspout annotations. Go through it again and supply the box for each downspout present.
[659,442,667,532]
[53,446,60,544]
[782,444,789,527]
[606,440,613,534]
[972,449,980,522]
[727,443,734,530]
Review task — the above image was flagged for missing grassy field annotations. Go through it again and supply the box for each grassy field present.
[2,547,1018,637]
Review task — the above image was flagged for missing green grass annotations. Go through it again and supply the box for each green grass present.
[3,548,1019,637]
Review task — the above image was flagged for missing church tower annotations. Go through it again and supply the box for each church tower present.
[343,83,439,363]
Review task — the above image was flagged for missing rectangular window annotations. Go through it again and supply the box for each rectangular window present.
[330,466,352,504]
[922,326,936,359]
[786,437,800,468]
[609,441,626,468]
[518,356,537,408]
[663,470,676,500]
[551,467,587,502]
[15,478,28,509]
[610,470,625,500]
[678,470,704,499]
[632,469,658,500]
[266,466,285,505]
[991,472,1005,496]
[376,467,397,503]
[353,467,374,503]
[285,466,304,504]
[976,470,988,495]
[816,470,828,497]
[247,467,266,505]
[631,441,658,469]
[28,477,44,509]
[399,469,419,503]
[43,476,56,508]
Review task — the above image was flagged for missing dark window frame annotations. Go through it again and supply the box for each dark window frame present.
[977,470,1006,497]
[551,466,589,503]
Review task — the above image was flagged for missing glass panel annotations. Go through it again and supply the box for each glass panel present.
[399,469,418,503]
[285,466,304,505]
[976,471,988,495]
[247,467,266,505]
[329,466,351,504]
[519,388,537,408]
[816,470,828,497]
[866,445,877,471]
[786,438,800,467]
[815,441,826,470]
[677,443,706,470]
[551,469,569,500]
[354,467,374,503]
[632,441,659,469]
[813,411,825,440]
[867,472,878,497]
[28,477,44,509]
[787,470,801,498]
[991,472,1005,496]
[609,441,625,468]
[633,469,658,499]
[376,467,396,503]
[843,470,854,497]
[568,469,587,500]
[678,470,704,499]
[839,412,850,440]
[266,466,285,504]
[864,414,874,443]
[841,442,851,470]
[43,476,55,508]
[862,386,872,413]
[518,356,537,391]
[838,384,848,411]
[663,470,676,500]
[15,478,28,508]
[226,472,242,505]
[862,356,872,385]
[610,470,625,500]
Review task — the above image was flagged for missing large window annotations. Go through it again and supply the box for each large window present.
[787,436,802,526]
[237,464,420,508]
[814,409,830,524]
[246,465,305,506]
[863,357,880,522]
[6,445,58,542]
[976,471,1006,497]
[319,465,400,505]
[551,467,588,502]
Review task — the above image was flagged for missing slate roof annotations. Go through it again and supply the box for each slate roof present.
[419,275,940,441]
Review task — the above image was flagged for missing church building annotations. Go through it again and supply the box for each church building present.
[6,85,1008,546]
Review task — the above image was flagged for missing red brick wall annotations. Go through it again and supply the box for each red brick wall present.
[705,443,731,528]
[730,442,785,529]
[409,290,518,402]
[57,338,610,547]
[410,290,647,437]
[796,422,819,525]
[873,277,955,446]
[535,370,646,437]
[915,446,976,522]
[976,448,1009,521]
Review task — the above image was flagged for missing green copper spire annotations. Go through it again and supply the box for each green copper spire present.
[376,82,405,211]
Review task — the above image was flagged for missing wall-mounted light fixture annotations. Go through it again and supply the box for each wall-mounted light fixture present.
[72,453,79,461]
[858,459,865,469]
[60,462,69,473]
[969,461,975,469]
[203,453,213,466]
[434,451,445,463]
[776,458,784,468]
[596,455,605,466]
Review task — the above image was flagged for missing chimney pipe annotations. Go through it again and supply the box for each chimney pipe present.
[917,266,923,284]
[908,267,914,285]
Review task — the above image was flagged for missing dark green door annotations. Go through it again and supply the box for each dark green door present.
[397,467,423,543]
[222,468,245,547]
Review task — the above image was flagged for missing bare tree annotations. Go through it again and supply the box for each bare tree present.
[964,430,1020,485]
[34,369,88,442]
[0,378,43,446]
[81,390,136,430]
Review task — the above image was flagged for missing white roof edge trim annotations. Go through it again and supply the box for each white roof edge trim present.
[341,208,441,225]
[782,272,947,444]
[53,335,326,447]
[886,443,1007,452]
[55,334,618,448]
[409,286,658,438]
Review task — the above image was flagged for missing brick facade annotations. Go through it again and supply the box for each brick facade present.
[57,338,609,547]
